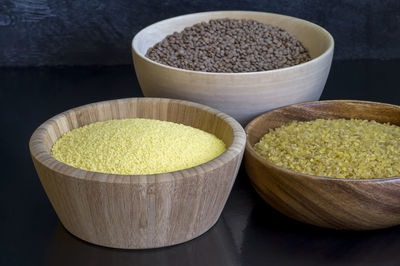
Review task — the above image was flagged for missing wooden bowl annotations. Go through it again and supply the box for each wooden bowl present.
[244,100,400,230]
[29,98,245,249]
[132,10,334,125]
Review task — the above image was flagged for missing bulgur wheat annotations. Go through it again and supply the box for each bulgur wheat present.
[254,119,400,179]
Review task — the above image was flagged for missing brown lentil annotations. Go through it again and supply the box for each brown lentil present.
[146,18,311,73]
[254,119,400,179]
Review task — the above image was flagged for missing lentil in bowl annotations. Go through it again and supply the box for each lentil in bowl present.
[132,11,334,125]
[146,18,311,73]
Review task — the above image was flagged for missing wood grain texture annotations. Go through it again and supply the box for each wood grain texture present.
[132,11,334,125]
[1,1,399,66]
[244,100,400,230]
[29,97,246,249]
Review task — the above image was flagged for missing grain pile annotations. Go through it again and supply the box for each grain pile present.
[254,119,400,179]
[146,18,311,72]
[51,119,226,175]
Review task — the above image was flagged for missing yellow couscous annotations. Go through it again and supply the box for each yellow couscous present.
[51,118,226,175]
[254,119,400,179]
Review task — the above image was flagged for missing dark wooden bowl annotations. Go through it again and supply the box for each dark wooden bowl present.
[244,100,400,230]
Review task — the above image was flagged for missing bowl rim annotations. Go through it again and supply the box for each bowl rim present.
[245,99,400,182]
[29,97,246,184]
[131,10,335,75]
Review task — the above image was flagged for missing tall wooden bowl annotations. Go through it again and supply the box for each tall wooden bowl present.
[244,100,400,230]
[29,98,245,249]
[132,10,334,125]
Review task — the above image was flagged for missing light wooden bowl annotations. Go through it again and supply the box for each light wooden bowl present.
[244,100,400,230]
[132,10,334,125]
[29,98,245,249]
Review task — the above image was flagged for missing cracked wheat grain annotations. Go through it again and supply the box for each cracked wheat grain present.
[254,119,400,179]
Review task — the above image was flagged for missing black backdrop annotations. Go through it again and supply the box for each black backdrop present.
[1,2,400,265]
[0,0,399,66]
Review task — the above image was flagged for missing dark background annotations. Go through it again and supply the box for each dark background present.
[1,1,400,266]
[1,61,400,266]
[0,0,399,66]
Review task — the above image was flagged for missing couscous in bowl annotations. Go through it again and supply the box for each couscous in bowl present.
[29,97,245,249]
[244,100,400,230]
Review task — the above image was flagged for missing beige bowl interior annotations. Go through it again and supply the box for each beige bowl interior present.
[38,98,237,158]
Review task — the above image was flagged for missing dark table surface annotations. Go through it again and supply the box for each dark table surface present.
[1,59,400,266]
